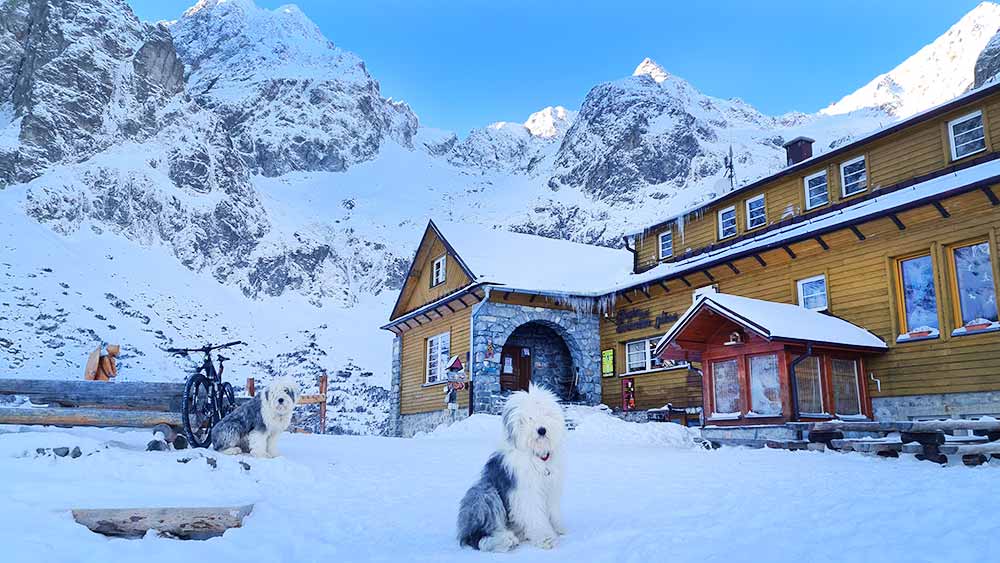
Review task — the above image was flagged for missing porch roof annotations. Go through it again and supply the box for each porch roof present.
[654,292,888,357]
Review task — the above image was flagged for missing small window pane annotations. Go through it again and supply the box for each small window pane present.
[426,332,450,383]
[659,232,673,259]
[749,354,782,415]
[831,359,861,416]
[795,356,824,414]
[950,113,986,159]
[626,340,647,372]
[805,172,829,209]
[747,196,766,229]
[719,208,737,238]
[647,339,665,369]
[841,158,867,196]
[432,256,447,286]
[712,359,740,414]
[899,255,939,333]
[798,276,828,311]
[952,241,999,327]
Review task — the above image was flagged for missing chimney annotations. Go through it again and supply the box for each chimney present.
[782,136,815,166]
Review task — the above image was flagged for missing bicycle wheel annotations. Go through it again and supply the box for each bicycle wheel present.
[220,382,236,418]
[182,372,216,448]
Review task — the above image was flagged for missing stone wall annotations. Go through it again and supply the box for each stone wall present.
[389,335,402,437]
[471,300,601,414]
[504,322,574,399]
[873,391,1000,420]
[400,409,469,438]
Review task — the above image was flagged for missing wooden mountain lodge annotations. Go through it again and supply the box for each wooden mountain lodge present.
[382,80,1000,437]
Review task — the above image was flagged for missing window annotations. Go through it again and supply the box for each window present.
[711,358,740,416]
[749,354,782,416]
[947,239,999,334]
[745,194,766,230]
[796,274,828,311]
[831,359,862,417]
[718,206,737,239]
[425,332,450,384]
[658,231,673,259]
[840,156,867,197]
[804,170,829,210]
[625,336,683,373]
[895,253,939,340]
[948,110,986,161]
[795,356,825,415]
[431,255,447,287]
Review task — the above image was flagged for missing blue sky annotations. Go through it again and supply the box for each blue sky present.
[128,0,986,134]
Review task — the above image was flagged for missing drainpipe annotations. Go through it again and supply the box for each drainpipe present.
[622,236,638,273]
[787,343,812,422]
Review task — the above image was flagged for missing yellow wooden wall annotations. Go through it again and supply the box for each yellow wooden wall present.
[399,306,473,415]
[603,187,1000,407]
[634,93,1000,272]
[393,230,472,319]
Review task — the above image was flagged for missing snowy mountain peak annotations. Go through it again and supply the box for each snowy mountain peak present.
[524,106,576,138]
[822,1,1000,117]
[633,57,671,83]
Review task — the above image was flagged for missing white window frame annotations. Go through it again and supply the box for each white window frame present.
[948,110,986,161]
[718,206,737,240]
[624,335,686,374]
[658,231,673,260]
[795,356,827,417]
[831,358,863,419]
[839,155,867,197]
[745,194,766,230]
[803,170,829,210]
[796,274,828,311]
[431,255,447,287]
[425,331,450,384]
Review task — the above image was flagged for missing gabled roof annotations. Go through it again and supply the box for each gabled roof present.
[430,220,634,296]
[654,292,888,356]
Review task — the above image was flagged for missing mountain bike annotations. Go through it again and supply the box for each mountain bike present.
[165,340,246,448]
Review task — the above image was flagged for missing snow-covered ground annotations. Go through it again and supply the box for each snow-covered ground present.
[3,409,998,563]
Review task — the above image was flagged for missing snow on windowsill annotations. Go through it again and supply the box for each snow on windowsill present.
[836,414,869,421]
[421,380,449,388]
[896,327,940,343]
[745,411,782,419]
[708,412,741,421]
[951,321,1000,337]
[618,365,691,378]
[800,412,834,419]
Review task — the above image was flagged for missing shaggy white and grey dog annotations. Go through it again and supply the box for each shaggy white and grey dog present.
[211,377,299,458]
[457,384,567,552]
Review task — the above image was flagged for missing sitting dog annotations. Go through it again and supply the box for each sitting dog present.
[211,377,299,458]
[457,384,567,552]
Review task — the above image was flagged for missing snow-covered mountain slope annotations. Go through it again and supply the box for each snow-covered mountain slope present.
[822,1,1000,118]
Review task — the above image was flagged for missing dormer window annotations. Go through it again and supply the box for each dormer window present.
[658,231,673,259]
[840,156,867,197]
[745,194,766,230]
[431,255,447,287]
[718,206,737,239]
[804,170,829,210]
[948,110,986,161]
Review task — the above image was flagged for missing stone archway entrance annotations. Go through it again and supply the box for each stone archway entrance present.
[500,321,576,400]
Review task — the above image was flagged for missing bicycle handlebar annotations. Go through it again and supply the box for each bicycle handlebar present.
[165,340,246,355]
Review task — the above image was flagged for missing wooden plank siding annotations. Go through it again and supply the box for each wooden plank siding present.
[399,306,473,415]
[633,91,1000,273]
[601,186,1000,408]
[391,228,472,320]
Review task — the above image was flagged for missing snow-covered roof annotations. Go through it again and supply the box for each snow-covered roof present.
[616,156,1000,293]
[431,221,634,296]
[655,292,888,355]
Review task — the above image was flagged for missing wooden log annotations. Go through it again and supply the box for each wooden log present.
[72,505,253,540]
[936,443,1000,456]
[765,439,809,451]
[791,420,1000,434]
[318,374,327,435]
[0,407,181,429]
[0,379,185,412]
[901,431,946,445]
[829,439,902,454]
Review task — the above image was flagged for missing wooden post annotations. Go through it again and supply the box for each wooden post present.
[318,373,328,435]
[72,505,254,540]
[246,377,255,397]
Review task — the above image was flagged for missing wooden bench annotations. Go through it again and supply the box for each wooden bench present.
[647,403,702,426]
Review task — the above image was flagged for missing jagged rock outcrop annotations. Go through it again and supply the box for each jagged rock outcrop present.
[976,28,1000,87]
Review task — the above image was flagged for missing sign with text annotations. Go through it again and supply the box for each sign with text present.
[615,308,679,333]
[601,349,615,377]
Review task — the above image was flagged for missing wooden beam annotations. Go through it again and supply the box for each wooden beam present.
[782,245,797,259]
[889,213,906,230]
[850,225,866,241]
[639,286,651,299]
[932,201,951,218]
[0,407,181,429]
[471,290,486,300]
[657,281,670,293]
[72,505,254,540]
[503,292,511,300]
[443,301,456,313]
[753,254,767,267]
[703,269,715,282]
[0,379,185,411]
[814,236,829,251]
[412,316,424,325]
[726,262,740,275]
[679,275,692,287]
[621,292,633,303]
[529,294,537,303]
[421,313,434,323]
[982,185,1000,206]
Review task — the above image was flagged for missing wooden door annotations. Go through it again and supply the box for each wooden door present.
[500,345,531,392]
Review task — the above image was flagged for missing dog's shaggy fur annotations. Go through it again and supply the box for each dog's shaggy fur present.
[457,384,567,552]
[211,377,299,458]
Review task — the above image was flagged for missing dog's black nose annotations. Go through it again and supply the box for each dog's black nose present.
[537,427,546,436]
[278,397,285,404]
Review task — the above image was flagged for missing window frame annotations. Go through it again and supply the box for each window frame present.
[430,255,447,287]
[747,352,782,417]
[794,355,827,417]
[830,357,864,419]
[710,357,741,418]
[893,251,941,342]
[796,274,829,312]
[945,237,1000,336]
[623,335,687,375]
[718,205,737,240]
[745,194,767,230]
[424,331,451,384]
[658,230,673,260]
[803,170,829,211]
[947,110,986,161]
[839,155,867,198]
